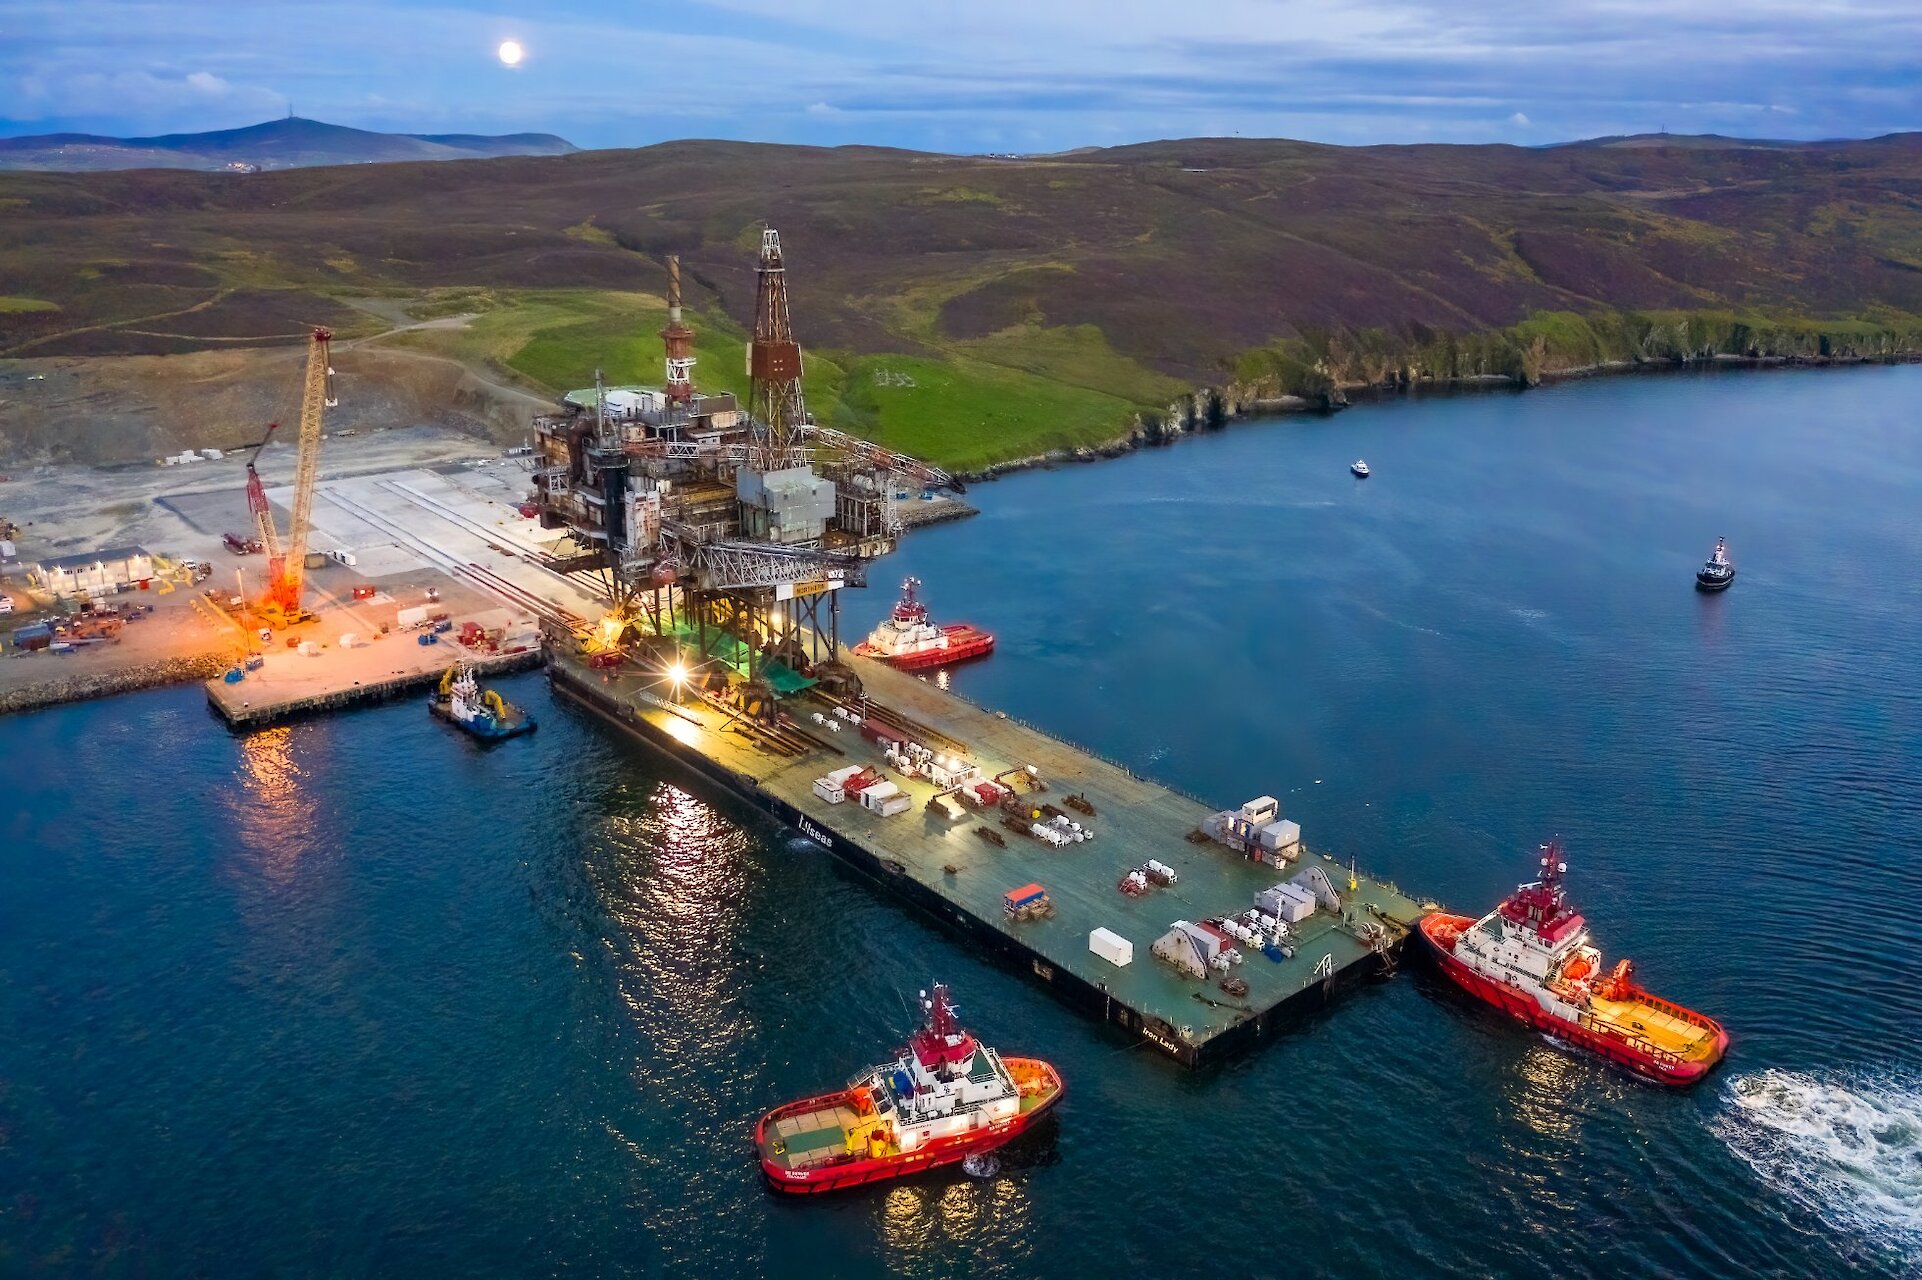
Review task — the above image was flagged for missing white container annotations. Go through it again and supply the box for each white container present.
[297,640,320,657]
[397,606,430,629]
[339,633,361,648]
[826,764,864,784]
[1089,927,1133,967]
[1272,885,1316,922]
[860,781,903,812]
[875,794,912,817]
[1259,819,1301,852]
[1240,795,1279,826]
[812,778,846,804]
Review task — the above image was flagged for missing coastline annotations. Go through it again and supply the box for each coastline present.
[0,651,229,718]
[950,349,1922,485]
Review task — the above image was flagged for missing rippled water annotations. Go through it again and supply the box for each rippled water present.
[3,365,1919,1276]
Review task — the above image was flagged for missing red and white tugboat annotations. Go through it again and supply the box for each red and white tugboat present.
[754,984,1063,1194]
[1420,841,1728,1086]
[852,577,995,671]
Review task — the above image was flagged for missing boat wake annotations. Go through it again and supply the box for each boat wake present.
[1715,1069,1922,1255]
[961,1152,1001,1179]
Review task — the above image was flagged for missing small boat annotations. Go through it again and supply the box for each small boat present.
[429,662,536,740]
[1695,537,1735,592]
[754,984,1063,1194]
[1419,841,1727,1086]
[1351,460,1370,478]
[852,577,995,671]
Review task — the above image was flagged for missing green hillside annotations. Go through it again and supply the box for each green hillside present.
[4,133,1922,469]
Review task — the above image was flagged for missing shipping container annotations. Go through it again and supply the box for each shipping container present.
[1240,795,1279,826]
[1259,884,1316,922]
[811,777,847,804]
[1089,927,1134,967]
[396,605,431,629]
[860,781,903,812]
[1004,883,1048,911]
[859,718,903,749]
[874,794,911,817]
[1258,819,1301,852]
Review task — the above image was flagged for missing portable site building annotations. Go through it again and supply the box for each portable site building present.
[35,546,153,598]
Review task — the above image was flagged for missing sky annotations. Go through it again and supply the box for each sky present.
[1,0,1918,151]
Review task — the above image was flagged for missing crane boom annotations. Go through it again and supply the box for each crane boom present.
[244,423,284,590]
[276,327,335,611]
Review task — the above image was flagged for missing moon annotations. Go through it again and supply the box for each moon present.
[497,40,524,67]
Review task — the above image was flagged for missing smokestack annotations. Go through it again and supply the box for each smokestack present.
[667,254,683,324]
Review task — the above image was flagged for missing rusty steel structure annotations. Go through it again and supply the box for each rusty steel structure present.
[746,229,807,473]
[660,254,696,406]
[529,230,962,712]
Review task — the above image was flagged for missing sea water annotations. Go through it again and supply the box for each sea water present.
[3,364,1918,1276]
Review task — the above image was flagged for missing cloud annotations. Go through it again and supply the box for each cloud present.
[8,66,283,127]
[0,0,1917,150]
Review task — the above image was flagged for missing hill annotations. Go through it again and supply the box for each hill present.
[0,116,577,172]
[2,132,1920,469]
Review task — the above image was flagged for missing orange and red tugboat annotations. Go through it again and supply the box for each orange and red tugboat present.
[754,984,1063,1194]
[1420,841,1728,1086]
[852,577,995,671]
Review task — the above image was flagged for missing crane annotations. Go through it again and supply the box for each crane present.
[242,422,285,601]
[244,328,336,623]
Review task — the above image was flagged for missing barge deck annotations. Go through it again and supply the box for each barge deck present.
[547,634,1422,1067]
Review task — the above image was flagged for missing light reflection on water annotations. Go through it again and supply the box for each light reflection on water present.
[232,726,316,883]
[878,1176,1036,1278]
[593,781,758,1069]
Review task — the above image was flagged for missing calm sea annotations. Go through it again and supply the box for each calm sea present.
[4,365,1919,1276]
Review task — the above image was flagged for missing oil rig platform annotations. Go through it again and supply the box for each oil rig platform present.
[531,230,1420,1065]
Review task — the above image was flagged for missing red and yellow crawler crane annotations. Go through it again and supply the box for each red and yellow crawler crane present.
[242,327,336,627]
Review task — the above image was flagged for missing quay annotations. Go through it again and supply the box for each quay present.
[206,638,541,729]
[546,630,1424,1067]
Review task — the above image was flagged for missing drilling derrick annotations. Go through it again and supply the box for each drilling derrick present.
[746,229,806,472]
[660,255,696,405]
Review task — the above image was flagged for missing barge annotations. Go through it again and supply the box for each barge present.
[545,625,1422,1067]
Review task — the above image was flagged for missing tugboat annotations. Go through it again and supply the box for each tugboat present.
[754,984,1063,1194]
[1419,841,1728,1086]
[1351,459,1370,478]
[1695,537,1735,592]
[429,662,536,740]
[852,578,995,671]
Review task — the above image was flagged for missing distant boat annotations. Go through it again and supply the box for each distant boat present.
[1351,460,1370,478]
[1695,537,1735,593]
